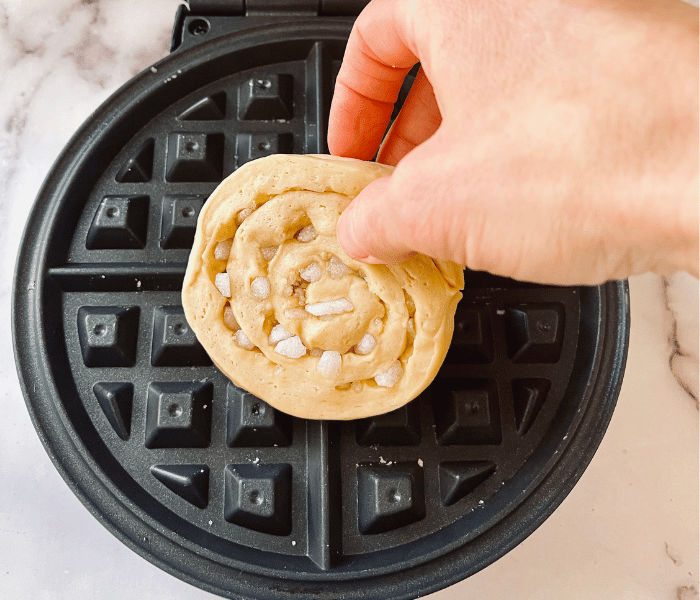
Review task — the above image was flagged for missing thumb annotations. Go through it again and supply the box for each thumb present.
[337,136,466,265]
[337,175,416,264]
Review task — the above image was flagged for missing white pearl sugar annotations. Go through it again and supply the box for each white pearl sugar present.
[275,335,307,359]
[310,348,324,358]
[328,256,352,279]
[234,329,255,350]
[300,262,322,283]
[316,351,342,377]
[261,246,278,261]
[223,305,239,331]
[407,318,416,336]
[305,298,353,316]
[296,225,317,242]
[268,324,293,345]
[237,207,253,223]
[355,333,376,355]
[374,361,404,387]
[251,276,270,300]
[214,239,232,260]
[215,272,231,297]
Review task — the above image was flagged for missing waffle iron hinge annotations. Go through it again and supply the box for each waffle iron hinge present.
[188,0,369,16]
[172,0,368,51]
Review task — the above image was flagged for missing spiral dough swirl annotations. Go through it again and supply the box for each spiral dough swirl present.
[182,155,463,420]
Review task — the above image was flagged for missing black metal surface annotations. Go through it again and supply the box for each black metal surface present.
[12,9,629,600]
[186,0,370,17]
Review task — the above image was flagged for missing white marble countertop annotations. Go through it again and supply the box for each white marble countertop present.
[0,1,697,599]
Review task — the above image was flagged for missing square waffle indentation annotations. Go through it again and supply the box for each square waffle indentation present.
[165,132,224,182]
[86,196,149,250]
[431,379,502,446]
[151,306,212,367]
[505,303,565,363]
[357,463,425,535]
[160,196,205,249]
[236,133,294,167]
[145,381,212,449]
[223,463,292,535]
[239,74,293,120]
[77,306,139,367]
[226,384,293,447]
[445,304,492,364]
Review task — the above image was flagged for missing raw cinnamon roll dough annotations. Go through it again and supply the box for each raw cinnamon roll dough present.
[182,154,464,420]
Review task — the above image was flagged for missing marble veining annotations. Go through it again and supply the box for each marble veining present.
[677,585,699,600]
[0,1,696,599]
[0,0,174,191]
[663,273,700,408]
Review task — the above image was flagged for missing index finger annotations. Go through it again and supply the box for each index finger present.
[327,0,419,160]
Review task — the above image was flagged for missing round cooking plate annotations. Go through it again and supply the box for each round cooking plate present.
[12,15,629,600]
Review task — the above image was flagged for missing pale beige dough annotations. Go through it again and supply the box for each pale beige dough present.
[182,154,464,420]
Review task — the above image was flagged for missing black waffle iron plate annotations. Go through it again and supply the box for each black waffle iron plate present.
[12,3,629,599]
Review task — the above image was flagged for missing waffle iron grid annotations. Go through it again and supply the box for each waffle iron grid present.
[13,14,629,600]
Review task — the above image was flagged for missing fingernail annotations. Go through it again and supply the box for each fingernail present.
[359,254,384,264]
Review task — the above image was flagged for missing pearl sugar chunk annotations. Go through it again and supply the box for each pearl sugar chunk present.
[355,333,376,355]
[275,335,307,359]
[251,276,270,300]
[328,256,352,279]
[215,272,231,297]
[261,246,278,261]
[237,207,253,223]
[374,361,404,387]
[223,305,240,331]
[268,324,293,345]
[235,329,255,350]
[296,225,317,242]
[300,262,322,283]
[215,239,232,260]
[305,298,353,316]
[407,318,416,337]
[316,350,342,377]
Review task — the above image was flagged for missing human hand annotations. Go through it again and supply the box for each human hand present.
[328,0,699,285]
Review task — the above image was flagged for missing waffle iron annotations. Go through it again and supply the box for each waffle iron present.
[12,2,630,598]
